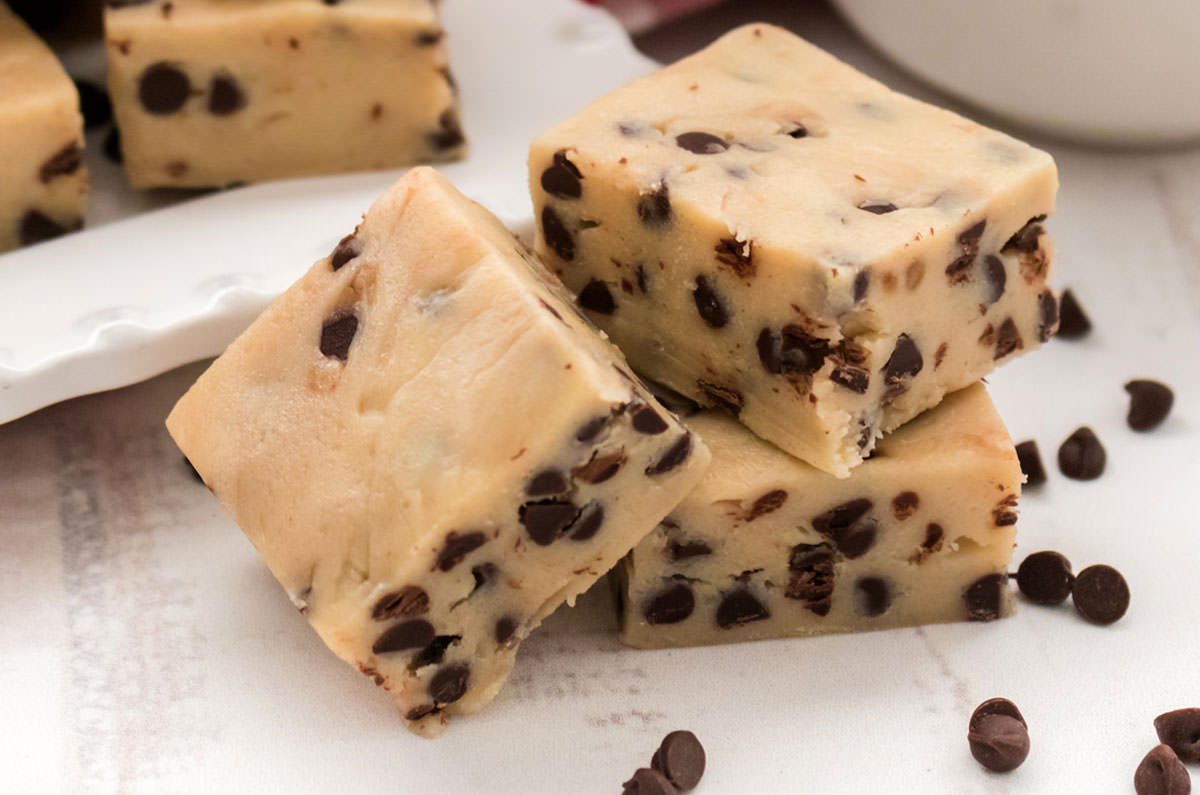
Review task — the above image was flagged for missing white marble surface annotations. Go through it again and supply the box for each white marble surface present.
[3,2,1199,793]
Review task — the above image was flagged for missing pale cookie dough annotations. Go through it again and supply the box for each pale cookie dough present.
[166,167,710,737]
[530,23,1058,477]
[616,384,1020,649]
[0,2,87,252]
[105,0,465,188]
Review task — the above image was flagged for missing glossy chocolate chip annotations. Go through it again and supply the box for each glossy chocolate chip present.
[372,619,435,654]
[19,210,76,246]
[1056,289,1092,339]
[637,184,671,226]
[568,502,605,541]
[714,237,754,278]
[968,698,1030,772]
[675,131,728,154]
[892,491,919,520]
[319,312,358,360]
[1072,564,1129,624]
[1015,440,1047,487]
[411,634,460,669]
[138,62,190,114]
[1134,745,1191,795]
[631,404,668,435]
[572,451,626,484]
[854,576,892,617]
[435,530,487,571]
[645,434,693,476]
[494,616,517,645]
[39,142,82,183]
[644,583,694,625]
[527,469,568,496]
[520,499,579,546]
[692,275,729,328]
[541,149,583,199]
[745,489,787,521]
[372,585,430,620]
[427,109,465,152]
[429,663,470,704]
[959,219,987,254]
[578,279,615,314]
[74,79,112,128]
[964,573,1006,621]
[983,254,1006,304]
[812,498,876,559]
[1058,426,1106,480]
[786,543,835,616]
[696,380,743,416]
[858,199,898,215]
[1125,379,1174,431]
[716,589,769,628]
[1015,551,1074,605]
[622,767,676,795]
[208,72,245,115]
[330,234,362,271]
[1154,708,1200,763]
[540,206,574,261]
[652,730,706,791]
[666,539,712,561]
[993,317,1023,360]
[882,334,923,393]
[830,362,869,394]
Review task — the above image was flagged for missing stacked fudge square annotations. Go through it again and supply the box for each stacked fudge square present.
[168,23,1058,736]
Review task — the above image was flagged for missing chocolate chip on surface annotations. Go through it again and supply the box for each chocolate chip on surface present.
[208,72,246,115]
[519,499,579,546]
[675,131,728,154]
[1036,289,1059,342]
[1015,551,1073,605]
[637,183,672,226]
[882,333,923,394]
[854,576,892,617]
[371,619,435,654]
[74,79,112,128]
[968,698,1030,772]
[578,279,616,314]
[526,468,568,496]
[812,498,876,559]
[1072,564,1129,624]
[964,573,1006,621]
[540,206,575,261]
[692,275,729,328]
[745,489,788,520]
[1154,709,1200,763]
[714,237,754,278]
[572,451,626,484]
[622,767,677,795]
[666,539,712,561]
[786,543,835,615]
[1056,289,1092,339]
[330,233,362,271]
[1003,216,1046,254]
[1134,744,1191,795]
[983,254,1007,304]
[1058,426,1106,480]
[1015,440,1047,486]
[858,199,898,215]
[319,312,358,360]
[39,142,82,183]
[541,149,583,199]
[1125,380,1174,431]
[716,588,769,628]
[892,491,919,520]
[435,530,487,571]
[568,502,605,541]
[922,523,944,551]
[404,704,437,721]
[645,434,693,475]
[651,730,706,791]
[494,616,517,645]
[696,380,743,416]
[372,585,430,620]
[644,583,695,624]
[410,634,459,669]
[138,62,190,114]
[631,404,669,435]
[470,562,497,592]
[993,317,1023,359]
[429,663,470,704]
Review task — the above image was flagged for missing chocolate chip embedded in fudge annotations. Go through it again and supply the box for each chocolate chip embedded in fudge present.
[529,24,1058,477]
[165,167,710,737]
[0,5,88,252]
[103,0,465,188]
[615,384,1021,649]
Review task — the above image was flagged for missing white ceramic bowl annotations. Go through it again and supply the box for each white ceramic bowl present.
[830,0,1200,147]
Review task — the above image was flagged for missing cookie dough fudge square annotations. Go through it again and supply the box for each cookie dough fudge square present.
[530,23,1058,477]
[104,0,464,188]
[0,2,87,252]
[616,384,1021,649]
[166,167,709,737]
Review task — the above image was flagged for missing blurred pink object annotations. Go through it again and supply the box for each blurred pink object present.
[580,0,726,33]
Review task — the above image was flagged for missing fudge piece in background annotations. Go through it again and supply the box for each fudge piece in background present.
[0,2,87,252]
[616,384,1021,649]
[105,0,465,188]
[167,167,709,737]
[530,23,1057,477]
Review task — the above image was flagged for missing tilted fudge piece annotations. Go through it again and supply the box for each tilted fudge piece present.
[615,384,1020,649]
[104,0,464,188]
[529,23,1058,476]
[166,167,709,736]
[0,2,87,252]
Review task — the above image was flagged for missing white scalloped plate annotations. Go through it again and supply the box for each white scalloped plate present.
[0,0,654,425]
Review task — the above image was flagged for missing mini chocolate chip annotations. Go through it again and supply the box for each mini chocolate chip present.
[745,489,787,520]
[103,127,123,164]
[1135,745,1191,795]
[622,767,676,795]
[577,413,612,442]
[882,334,923,394]
[319,312,358,360]
[853,268,871,302]
[540,206,575,261]
[372,619,435,654]
[435,531,487,571]
[964,573,1006,621]
[813,499,876,559]
[1056,289,1092,339]
[520,499,579,546]
[410,634,460,669]
[830,363,869,394]
[1072,564,1129,624]
[692,275,729,328]
[1125,380,1174,431]
[667,540,712,561]
[714,237,754,278]
[1036,290,1058,343]
[786,543,835,615]
[208,72,245,115]
[405,704,437,721]
[39,142,82,183]
[779,324,830,376]
[968,699,1029,772]
[993,317,1023,359]
[631,404,668,435]
[1003,216,1046,254]
[427,109,465,151]
[330,234,362,271]
[858,199,898,215]
[645,433,692,476]
[635,264,649,294]
[415,29,445,46]
[1058,426,1106,480]
[527,469,568,496]
[1015,440,1047,486]
[716,589,769,628]
[922,523,944,550]
[1154,709,1200,764]
[696,380,743,416]
[785,121,808,138]
[959,219,987,255]
[568,502,604,541]
[541,150,583,199]
[578,280,615,314]
[675,131,728,154]
[854,576,892,617]
[756,328,781,374]
[1015,551,1074,605]
[470,562,497,592]
[74,80,112,128]
[138,62,190,114]
[637,184,671,226]
[983,255,1006,304]
[892,491,919,520]
[372,585,430,620]
[19,210,77,246]
[494,616,517,645]
[652,730,706,791]
[644,583,694,624]
[429,663,470,704]
[945,254,974,286]
[572,451,626,484]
